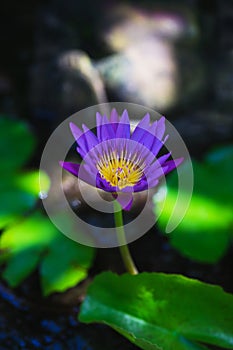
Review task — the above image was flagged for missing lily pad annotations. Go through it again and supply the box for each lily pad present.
[154,146,233,263]
[79,272,233,350]
[0,212,95,295]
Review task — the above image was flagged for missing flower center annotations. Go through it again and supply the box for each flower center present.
[97,153,143,189]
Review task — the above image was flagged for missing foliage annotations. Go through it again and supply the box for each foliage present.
[0,115,95,295]
[153,146,233,263]
[79,272,233,350]
[0,212,95,295]
[0,170,49,229]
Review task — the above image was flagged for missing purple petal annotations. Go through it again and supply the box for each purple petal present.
[95,174,117,192]
[110,108,119,123]
[120,109,130,124]
[155,116,166,139]
[76,146,86,159]
[148,118,168,157]
[102,115,115,140]
[162,157,184,175]
[131,113,150,142]
[133,178,148,192]
[70,123,88,155]
[96,112,103,141]
[59,161,80,177]
[82,124,98,150]
[96,112,115,141]
[116,110,130,139]
[132,127,165,163]
[116,192,133,211]
[150,137,164,157]
[157,152,171,165]
[147,178,159,189]
[133,176,160,192]
[139,121,157,150]
[144,163,167,181]
[132,142,154,166]
[85,155,99,170]
[110,108,119,132]
[60,161,96,186]
[70,122,82,140]
[131,117,168,158]
[136,176,160,192]
[143,152,171,172]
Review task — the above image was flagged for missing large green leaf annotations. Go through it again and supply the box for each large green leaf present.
[0,170,50,229]
[79,272,233,350]
[0,212,95,295]
[0,115,36,171]
[154,146,233,263]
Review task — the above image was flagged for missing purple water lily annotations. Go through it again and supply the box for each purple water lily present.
[60,109,183,210]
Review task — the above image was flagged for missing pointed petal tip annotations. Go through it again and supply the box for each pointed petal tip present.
[110,108,119,118]
[144,112,150,120]
[69,121,76,128]
[136,112,151,130]
[110,108,119,125]
[96,111,102,118]
[69,121,78,132]
[176,157,184,166]
[96,112,102,125]
[120,109,130,123]
[159,116,166,122]
[162,157,184,175]
[102,114,109,124]
[82,123,90,132]
[69,122,76,133]
[69,122,83,139]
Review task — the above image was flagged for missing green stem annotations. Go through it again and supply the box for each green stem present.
[113,201,138,275]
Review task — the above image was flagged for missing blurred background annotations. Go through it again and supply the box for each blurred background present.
[0,0,232,349]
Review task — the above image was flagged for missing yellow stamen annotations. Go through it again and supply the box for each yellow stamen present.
[97,152,143,189]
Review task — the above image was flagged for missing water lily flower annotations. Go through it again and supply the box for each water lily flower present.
[60,109,183,210]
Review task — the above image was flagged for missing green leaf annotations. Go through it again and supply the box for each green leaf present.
[154,152,233,263]
[155,186,232,263]
[0,115,36,171]
[79,272,233,350]
[0,170,50,229]
[15,170,50,197]
[40,233,95,296]
[2,249,41,287]
[0,212,95,295]
[0,188,36,229]
[204,145,233,203]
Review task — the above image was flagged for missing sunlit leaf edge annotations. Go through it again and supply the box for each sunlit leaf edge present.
[0,212,95,295]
